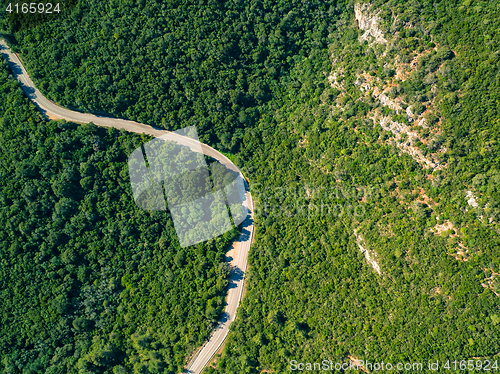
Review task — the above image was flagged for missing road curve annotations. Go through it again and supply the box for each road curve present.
[0,38,254,374]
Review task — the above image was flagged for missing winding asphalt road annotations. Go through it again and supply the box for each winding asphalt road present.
[0,38,254,374]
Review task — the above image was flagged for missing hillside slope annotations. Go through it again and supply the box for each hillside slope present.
[1,0,499,372]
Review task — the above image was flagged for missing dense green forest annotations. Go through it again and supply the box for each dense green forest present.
[0,59,238,372]
[0,0,338,153]
[1,0,500,373]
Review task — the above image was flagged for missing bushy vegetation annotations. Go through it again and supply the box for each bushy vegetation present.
[2,0,336,153]
[1,0,500,373]
[216,0,500,371]
[0,59,237,373]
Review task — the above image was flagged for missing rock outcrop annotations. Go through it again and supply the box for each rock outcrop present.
[354,2,387,45]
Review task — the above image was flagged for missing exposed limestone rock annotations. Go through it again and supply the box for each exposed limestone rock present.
[466,190,479,208]
[354,2,387,46]
[406,106,414,118]
[481,271,500,297]
[377,92,402,112]
[374,115,445,170]
[354,230,381,275]
[327,4,447,171]
[328,71,344,90]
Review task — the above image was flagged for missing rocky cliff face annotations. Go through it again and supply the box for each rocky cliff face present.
[354,2,387,45]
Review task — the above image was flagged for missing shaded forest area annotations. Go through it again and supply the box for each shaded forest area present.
[0,60,237,372]
[1,0,336,153]
[0,0,499,373]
